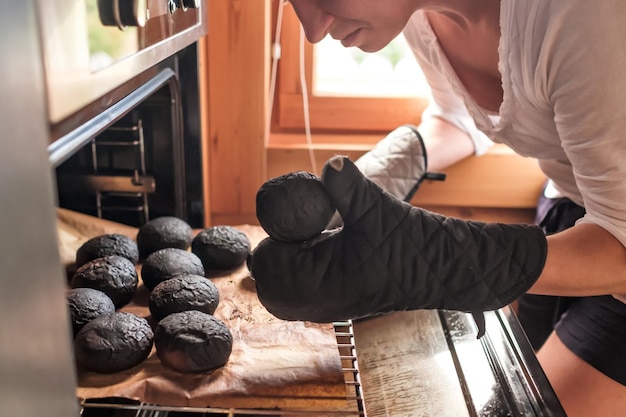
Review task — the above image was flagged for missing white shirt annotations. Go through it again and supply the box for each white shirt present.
[403,0,626,249]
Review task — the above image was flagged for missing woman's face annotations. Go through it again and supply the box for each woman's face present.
[288,0,418,52]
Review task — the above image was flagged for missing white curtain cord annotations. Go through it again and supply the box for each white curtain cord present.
[264,0,285,181]
[299,26,318,175]
[265,1,318,177]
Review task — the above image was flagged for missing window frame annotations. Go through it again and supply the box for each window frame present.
[273,4,429,135]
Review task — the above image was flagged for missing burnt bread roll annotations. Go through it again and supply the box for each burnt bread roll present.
[71,255,138,308]
[66,288,116,337]
[148,273,220,321]
[141,248,205,291]
[256,171,335,242]
[154,310,233,374]
[191,226,251,271]
[136,216,194,259]
[74,312,154,373]
[75,234,139,268]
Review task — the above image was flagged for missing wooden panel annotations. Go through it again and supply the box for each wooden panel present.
[203,0,270,226]
[420,206,536,224]
[412,146,546,209]
[267,148,367,178]
[267,141,546,210]
[277,93,425,132]
[198,36,212,225]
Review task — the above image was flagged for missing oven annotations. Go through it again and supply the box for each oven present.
[1,0,208,416]
[0,1,567,416]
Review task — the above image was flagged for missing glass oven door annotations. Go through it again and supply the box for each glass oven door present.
[37,0,206,125]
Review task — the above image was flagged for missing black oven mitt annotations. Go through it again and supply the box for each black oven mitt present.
[249,156,547,337]
[327,125,445,229]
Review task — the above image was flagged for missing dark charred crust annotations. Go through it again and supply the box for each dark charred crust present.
[191,226,251,271]
[141,248,205,291]
[148,274,220,321]
[255,171,335,243]
[136,217,193,260]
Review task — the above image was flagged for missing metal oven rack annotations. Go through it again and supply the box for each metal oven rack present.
[56,115,156,227]
[79,321,366,417]
[89,119,152,225]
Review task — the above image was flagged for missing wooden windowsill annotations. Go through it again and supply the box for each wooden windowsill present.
[267,132,547,211]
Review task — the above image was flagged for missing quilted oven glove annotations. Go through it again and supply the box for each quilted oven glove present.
[354,124,445,202]
[249,156,547,337]
[327,125,445,229]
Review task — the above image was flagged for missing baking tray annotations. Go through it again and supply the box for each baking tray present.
[58,209,361,415]
[79,320,365,416]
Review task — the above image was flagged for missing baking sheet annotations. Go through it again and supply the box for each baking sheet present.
[57,209,350,410]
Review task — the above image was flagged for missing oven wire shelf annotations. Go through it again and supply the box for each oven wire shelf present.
[79,321,366,417]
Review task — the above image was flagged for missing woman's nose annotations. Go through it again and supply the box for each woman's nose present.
[288,0,334,44]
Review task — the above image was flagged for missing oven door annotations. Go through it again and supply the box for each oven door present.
[37,0,207,127]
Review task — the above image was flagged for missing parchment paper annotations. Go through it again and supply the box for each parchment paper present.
[57,209,351,410]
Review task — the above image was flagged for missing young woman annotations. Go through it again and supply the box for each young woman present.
[250,2,626,415]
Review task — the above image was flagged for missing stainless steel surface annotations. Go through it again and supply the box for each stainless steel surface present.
[98,0,149,29]
[37,0,207,124]
[352,308,566,417]
[48,68,179,168]
[0,1,80,417]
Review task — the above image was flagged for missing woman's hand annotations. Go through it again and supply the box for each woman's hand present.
[249,156,547,328]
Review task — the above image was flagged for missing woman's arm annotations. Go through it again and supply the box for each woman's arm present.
[418,115,475,172]
[420,116,626,298]
[533,224,626,297]
[529,3,626,298]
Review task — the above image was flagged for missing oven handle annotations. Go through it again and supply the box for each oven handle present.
[48,68,178,168]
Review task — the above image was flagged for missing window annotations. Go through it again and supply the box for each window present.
[314,34,430,98]
[272,4,430,135]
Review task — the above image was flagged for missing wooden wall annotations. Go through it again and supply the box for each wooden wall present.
[200,0,270,226]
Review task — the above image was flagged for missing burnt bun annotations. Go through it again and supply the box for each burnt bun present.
[154,310,233,374]
[141,248,205,291]
[148,273,220,322]
[70,255,138,308]
[191,226,251,271]
[74,312,154,374]
[75,234,139,268]
[66,288,116,337]
[136,216,193,259]
[256,171,335,242]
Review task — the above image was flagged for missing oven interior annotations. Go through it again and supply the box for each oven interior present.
[52,47,204,229]
[56,78,183,227]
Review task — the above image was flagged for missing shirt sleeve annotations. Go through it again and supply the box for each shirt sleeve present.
[402,12,493,156]
[542,1,626,248]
